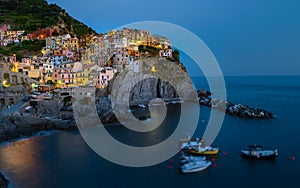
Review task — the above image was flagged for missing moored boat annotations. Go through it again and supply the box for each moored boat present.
[180,137,220,155]
[179,154,206,164]
[179,160,212,173]
[241,145,279,159]
[188,146,220,155]
[180,139,201,150]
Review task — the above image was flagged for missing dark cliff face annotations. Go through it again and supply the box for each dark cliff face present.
[108,57,196,106]
[128,77,180,105]
[0,172,9,188]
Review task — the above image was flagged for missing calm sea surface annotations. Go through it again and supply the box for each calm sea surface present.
[1,76,300,188]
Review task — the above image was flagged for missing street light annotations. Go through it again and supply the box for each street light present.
[2,80,11,88]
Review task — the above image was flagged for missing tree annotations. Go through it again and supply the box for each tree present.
[172,49,180,63]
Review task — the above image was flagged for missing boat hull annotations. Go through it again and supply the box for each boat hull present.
[179,156,206,164]
[180,161,212,173]
[241,150,278,159]
[188,148,219,155]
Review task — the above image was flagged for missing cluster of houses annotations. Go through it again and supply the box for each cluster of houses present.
[1,25,174,89]
[0,24,26,46]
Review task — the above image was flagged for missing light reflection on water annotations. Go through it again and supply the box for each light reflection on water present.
[0,138,43,187]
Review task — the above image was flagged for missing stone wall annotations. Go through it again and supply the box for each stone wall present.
[0,62,40,86]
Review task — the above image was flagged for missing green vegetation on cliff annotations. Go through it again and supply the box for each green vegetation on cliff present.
[138,45,186,72]
[0,40,46,61]
[0,0,96,37]
[138,45,160,56]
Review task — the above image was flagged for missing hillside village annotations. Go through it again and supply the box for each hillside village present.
[0,24,174,90]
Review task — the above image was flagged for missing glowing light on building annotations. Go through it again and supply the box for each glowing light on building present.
[2,80,11,88]
[151,66,156,73]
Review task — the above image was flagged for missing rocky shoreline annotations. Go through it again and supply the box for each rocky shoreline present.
[0,88,274,143]
[0,115,77,142]
[197,89,274,119]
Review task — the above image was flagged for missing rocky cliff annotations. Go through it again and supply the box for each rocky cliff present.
[0,172,8,188]
[108,57,197,106]
[0,114,76,142]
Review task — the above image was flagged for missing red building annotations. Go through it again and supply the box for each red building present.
[27,28,55,40]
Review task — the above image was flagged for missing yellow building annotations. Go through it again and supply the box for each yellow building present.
[11,62,42,80]
[63,38,79,52]
[81,45,96,65]
[75,66,91,86]
[28,69,41,79]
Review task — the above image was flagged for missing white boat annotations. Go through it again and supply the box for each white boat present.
[179,154,206,164]
[180,138,219,155]
[241,145,279,159]
[180,160,212,173]
[180,137,202,150]
[138,104,147,108]
[181,140,200,150]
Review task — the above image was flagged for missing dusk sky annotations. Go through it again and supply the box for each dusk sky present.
[47,0,300,76]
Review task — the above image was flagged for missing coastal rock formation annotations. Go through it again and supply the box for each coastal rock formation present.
[0,172,8,188]
[35,100,63,118]
[108,58,196,106]
[0,115,17,141]
[129,77,159,105]
[0,115,77,142]
[197,89,274,118]
[0,95,115,142]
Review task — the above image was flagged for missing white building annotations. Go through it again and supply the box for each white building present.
[159,49,172,57]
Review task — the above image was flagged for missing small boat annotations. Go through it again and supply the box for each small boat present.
[181,139,201,150]
[180,137,219,155]
[138,104,147,108]
[179,160,212,173]
[241,145,279,159]
[179,154,206,164]
[188,146,220,155]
